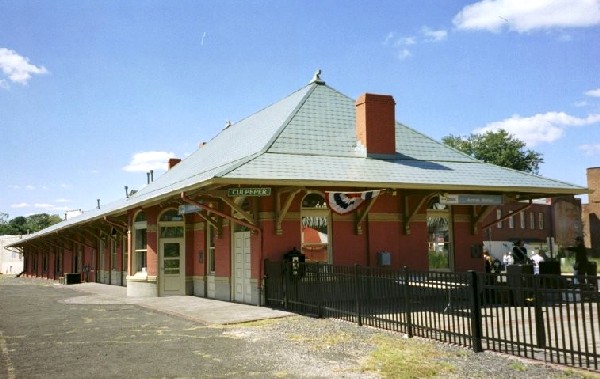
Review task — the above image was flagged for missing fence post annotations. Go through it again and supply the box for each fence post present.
[468,270,483,353]
[283,260,288,310]
[533,275,546,348]
[354,265,362,326]
[263,259,269,306]
[402,266,413,338]
[316,262,323,318]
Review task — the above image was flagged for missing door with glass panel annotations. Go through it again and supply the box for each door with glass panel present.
[427,199,453,271]
[158,209,186,296]
[160,238,185,296]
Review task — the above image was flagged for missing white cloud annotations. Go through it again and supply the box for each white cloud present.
[579,144,600,155]
[0,48,48,85]
[396,36,417,46]
[11,202,29,209]
[34,203,55,209]
[24,185,35,190]
[55,198,71,203]
[474,111,600,146]
[421,27,448,42]
[385,27,447,61]
[453,0,600,33]
[397,49,413,60]
[585,88,600,97]
[383,32,396,45]
[123,151,175,172]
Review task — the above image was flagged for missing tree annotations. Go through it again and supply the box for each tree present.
[442,129,544,174]
[0,213,63,235]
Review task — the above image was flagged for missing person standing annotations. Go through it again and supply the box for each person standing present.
[483,247,494,273]
[530,250,544,274]
[502,250,514,270]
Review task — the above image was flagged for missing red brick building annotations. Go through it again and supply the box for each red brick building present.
[478,197,583,261]
[10,73,588,304]
[583,167,600,257]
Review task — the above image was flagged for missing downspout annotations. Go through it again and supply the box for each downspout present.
[181,192,264,306]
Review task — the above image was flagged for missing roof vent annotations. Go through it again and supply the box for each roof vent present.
[309,69,325,85]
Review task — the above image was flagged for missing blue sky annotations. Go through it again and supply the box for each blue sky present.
[1,0,599,219]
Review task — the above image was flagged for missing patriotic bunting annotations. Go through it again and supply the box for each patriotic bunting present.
[324,190,383,215]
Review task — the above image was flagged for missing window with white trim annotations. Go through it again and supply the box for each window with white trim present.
[207,225,216,274]
[496,209,502,228]
[520,211,525,229]
[508,210,514,229]
[122,236,128,273]
[301,193,330,263]
[538,212,544,230]
[133,211,147,274]
[530,212,535,229]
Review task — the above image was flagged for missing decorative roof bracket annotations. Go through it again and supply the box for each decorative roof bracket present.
[62,233,97,250]
[208,194,256,226]
[403,192,438,235]
[480,200,532,231]
[471,205,495,235]
[355,195,379,235]
[275,187,304,235]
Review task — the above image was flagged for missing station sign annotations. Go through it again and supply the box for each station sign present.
[227,187,272,197]
[178,204,202,215]
[439,193,503,205]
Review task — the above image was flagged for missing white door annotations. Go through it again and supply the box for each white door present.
[233,232,252,303]
[160,238,185,296]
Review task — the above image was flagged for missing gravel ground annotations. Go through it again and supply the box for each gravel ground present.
[221,315,599,378]
[2,275,598,378]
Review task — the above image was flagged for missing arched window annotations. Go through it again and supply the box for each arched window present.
[301,193,331,263]
[427,197,452,270]
[133,211,147,274]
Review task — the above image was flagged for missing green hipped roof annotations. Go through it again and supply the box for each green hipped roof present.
[11,76,588,244]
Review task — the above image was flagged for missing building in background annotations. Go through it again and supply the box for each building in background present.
[583,167,600,257]
[480,197,582,262]
[1,235,23,275]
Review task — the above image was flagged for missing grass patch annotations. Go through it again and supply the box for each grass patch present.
[362,335,454,378]
[509,361,528,372]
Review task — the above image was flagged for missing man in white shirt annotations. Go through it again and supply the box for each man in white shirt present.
[530,250,544,274]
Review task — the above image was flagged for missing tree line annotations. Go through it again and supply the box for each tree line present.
[0,213,63,235]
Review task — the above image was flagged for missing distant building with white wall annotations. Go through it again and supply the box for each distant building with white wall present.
[1,235,23,274]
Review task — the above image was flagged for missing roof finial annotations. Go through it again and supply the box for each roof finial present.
[310,69,325,85]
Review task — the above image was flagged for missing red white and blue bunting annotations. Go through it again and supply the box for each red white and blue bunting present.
[324,190,383,215]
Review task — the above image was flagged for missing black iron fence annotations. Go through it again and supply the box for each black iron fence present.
[264,260,600,372]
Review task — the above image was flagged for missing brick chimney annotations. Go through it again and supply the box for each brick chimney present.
[355,93,396,156]
[168,158,181,170]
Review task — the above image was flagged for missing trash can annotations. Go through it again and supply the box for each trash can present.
[283,247,305,278]
[65,273,81,285]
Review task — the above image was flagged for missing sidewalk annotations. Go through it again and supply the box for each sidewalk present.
[60,281,293,325]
